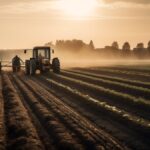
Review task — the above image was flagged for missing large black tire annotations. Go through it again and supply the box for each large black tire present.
[30,59,36,75]
[25,60,30,75]
[52,58,60,74]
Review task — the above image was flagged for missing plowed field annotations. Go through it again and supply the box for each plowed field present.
[0,66,150,150]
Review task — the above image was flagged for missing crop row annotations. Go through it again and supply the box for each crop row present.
[0,76,5,150]
[74,68,150,82]
[1,73,43,150]
[62,70,150,100]
[88,67,150,78]
[47,73,150,120]
[102,66,150,74]
[15,74,113,150]
[67,69,150,89]
[39,76,150,139]
[13,76,86,150]
[16,74,124,150]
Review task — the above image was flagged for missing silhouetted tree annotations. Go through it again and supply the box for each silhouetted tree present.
[112,41,119,50]
[147,41,150,55]
[122,42,130,51]
[71,39,85,50]
[136,43,144,49]
[45,41,54,47]
[55,39,86,51]
[89,40,95,50]
[148,41,150,48]
[122,42,131,57]
[56,40,65,49]
[133,43,146,58]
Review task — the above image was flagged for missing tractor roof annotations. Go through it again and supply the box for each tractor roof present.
[33,46,51,50]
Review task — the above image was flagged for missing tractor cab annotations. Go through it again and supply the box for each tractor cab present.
[25,46,60,75]
[33,47,51,60]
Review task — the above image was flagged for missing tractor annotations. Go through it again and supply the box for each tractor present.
[25,46,60,75]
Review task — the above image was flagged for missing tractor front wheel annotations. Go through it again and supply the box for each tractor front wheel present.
[52,58,60,74]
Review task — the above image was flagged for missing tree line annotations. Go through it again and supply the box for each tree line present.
[104,41,150,58]
[45,39,95,51]
[45,40,150,59]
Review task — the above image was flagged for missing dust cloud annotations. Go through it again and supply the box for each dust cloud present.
[54,49,150,69]
[0,48,150,69]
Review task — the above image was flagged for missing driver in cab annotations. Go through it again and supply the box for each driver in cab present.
[38,53,44,60]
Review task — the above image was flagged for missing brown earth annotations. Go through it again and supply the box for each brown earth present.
[0,66,150,150]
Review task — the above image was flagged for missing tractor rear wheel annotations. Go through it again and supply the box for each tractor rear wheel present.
[30,60,36,75]
[25,60,30,75]
[52,58,60,74]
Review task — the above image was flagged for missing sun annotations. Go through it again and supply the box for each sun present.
[58,0,98,17]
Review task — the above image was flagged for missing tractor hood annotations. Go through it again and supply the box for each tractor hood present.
[42,59,50,64]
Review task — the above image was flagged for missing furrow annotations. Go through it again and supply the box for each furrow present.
[68,69,150,88]
[12,75,91,150]
[16,74,124,150]
[45,73,150,121]
[61,70,150,100]
[2,73,44,150]
[73,68,150,82]
[35,75,150,150]
[9,74,55,150]
[0,75,5,150]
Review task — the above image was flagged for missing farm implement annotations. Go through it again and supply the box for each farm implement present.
[0,60,24,73]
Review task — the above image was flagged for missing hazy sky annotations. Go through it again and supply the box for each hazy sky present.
[0,0,150,49]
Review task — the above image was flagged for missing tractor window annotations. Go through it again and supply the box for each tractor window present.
[45,49,50,59]
[38,49,45,58]
[33,48,50,59]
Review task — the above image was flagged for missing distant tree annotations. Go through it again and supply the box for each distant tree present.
[133,42,146,58]
[148,41,150,48]
[56,40,64,47]
[45,41,54,47]
[147,41,150,50]
[89,40,95,50]
[136,43,144,49]
[71,39,85,50]
[122,42,130,51]
[122,42,131,57]
[147,41,150,55]
[112,41,119,50]
[55,39,86,51]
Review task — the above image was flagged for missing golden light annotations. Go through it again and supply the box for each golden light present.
[58,0,98,17]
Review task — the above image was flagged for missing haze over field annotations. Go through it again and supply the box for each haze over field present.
[0,0,150,49]
[1,1,150,149]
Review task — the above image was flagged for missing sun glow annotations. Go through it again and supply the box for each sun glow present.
[58,0,98,17]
